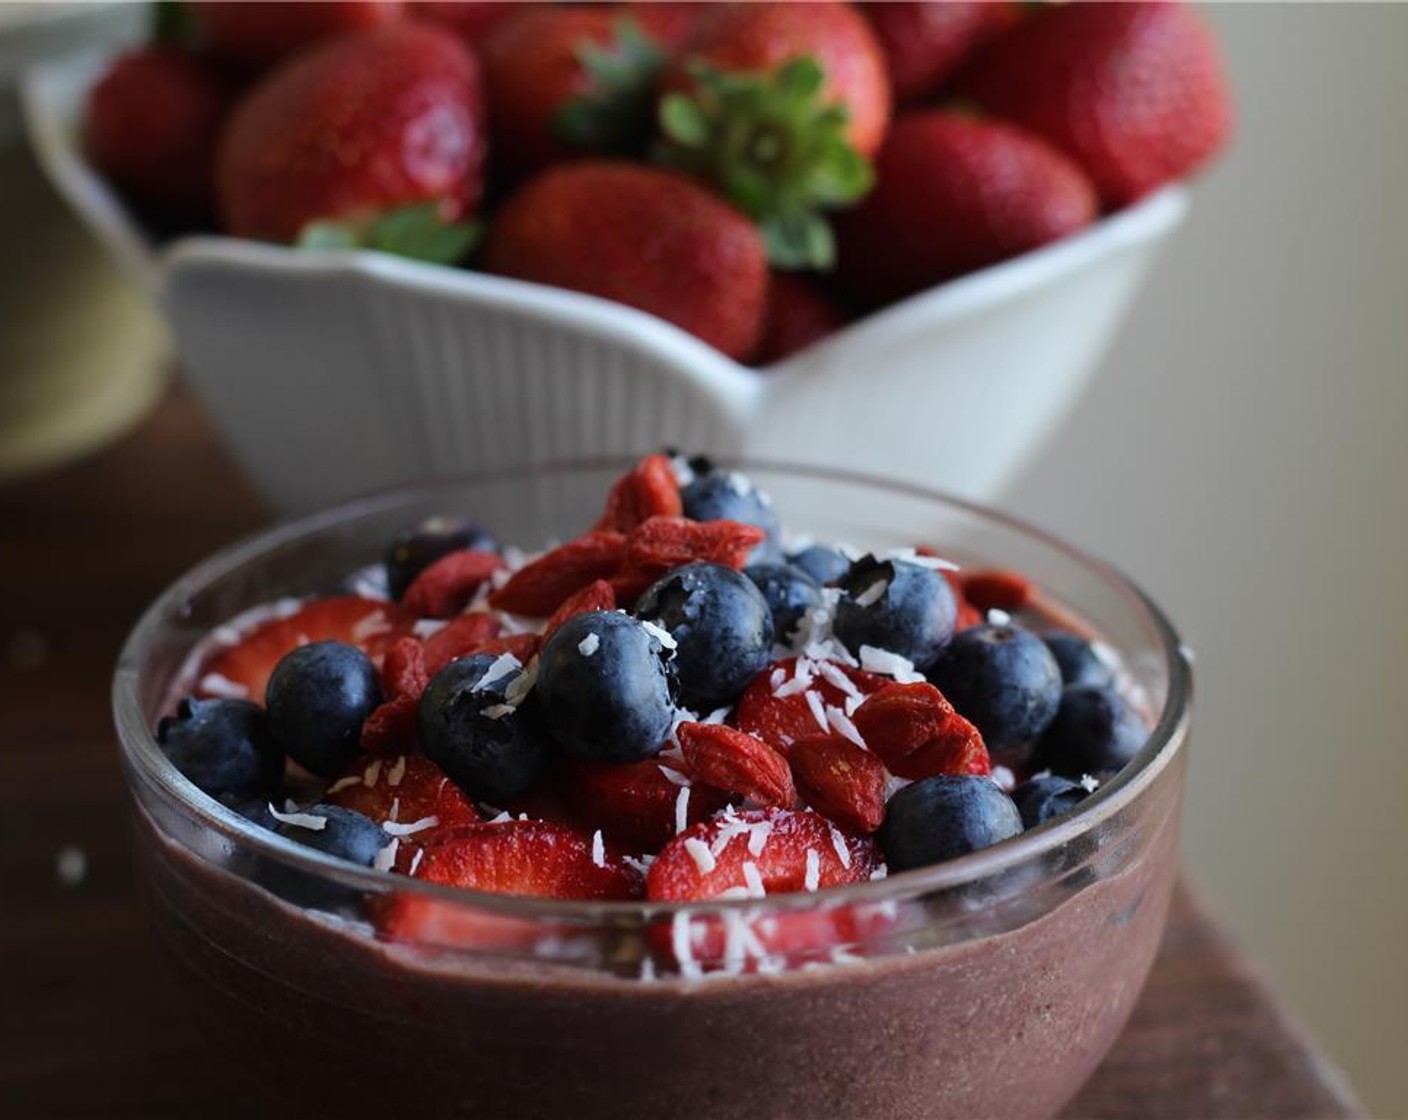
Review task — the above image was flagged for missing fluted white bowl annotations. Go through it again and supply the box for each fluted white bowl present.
[24,51,1189,514]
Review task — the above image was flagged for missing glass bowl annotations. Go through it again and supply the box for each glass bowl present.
[113,462,1192,1120]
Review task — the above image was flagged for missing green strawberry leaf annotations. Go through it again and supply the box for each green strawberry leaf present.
[297,221,363,252]
[151,1,196,46]
[296,204,479,266]
[652,55,875,273]
[552,18,667,154]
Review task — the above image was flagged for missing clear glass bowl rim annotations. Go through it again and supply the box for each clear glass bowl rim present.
[113,457,1193,923]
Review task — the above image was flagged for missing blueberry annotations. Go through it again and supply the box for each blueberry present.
[787,545,851,585]
[1043,632,1115,688]
[219,794,280,830]
[265,641,382,778]
[385,515,497,600]
[878,775,1023,871]
[157,698,284,800]
[535,611,678,762]
[1032,684,1147,779]
[419,653,548,801]
[635,562,774,710]
[744,562,823,644]
[1011,775,1089,830]
[268,803,390,911]
[928,624,1061,753]
[833,556,957,671]
[680,460,782,561]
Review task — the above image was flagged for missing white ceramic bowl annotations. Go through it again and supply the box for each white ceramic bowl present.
[23,51,1189,514]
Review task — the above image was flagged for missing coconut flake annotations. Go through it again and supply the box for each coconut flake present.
[684,837,717,874]
[383,815,439,837]
[1080,774,1101,793]
[623,853,655,876]
[412,618,448,639]
[854,579,889,608]
[674,785,691,835]
[746,818,772,857]
[268,805,328,831]
[326,775,362,794]
[351,611,394,642]
[474,652,522,692]
[816,660,862,700]
[859,645,926,683]
[987,608,1012,627]
[702,706,731,725]
[387,755,407,787]
[363,758,383,788]
[741,860,767,898]
[658,765,691,787]
[671,912,703,980]
[991,765,1017,792]
[828,824,852,869]
[578,632,601,657]
[640,619,678,651]
[886,548,959,572]
[804,848,821,892]
[804,689,830,732]
[503,659,537,707]
[869,863,889,881]
[827,705,867,750]
[198,672,248,700]
[481,703,516,720]
[485,809,515,824]
[769,667,787,691]
[373,837,400,872]
[591,829,606,868]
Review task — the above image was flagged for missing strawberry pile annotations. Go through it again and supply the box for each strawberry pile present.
[87,1,1231,363]
[157,454,1152,975]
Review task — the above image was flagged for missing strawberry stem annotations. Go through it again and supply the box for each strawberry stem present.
[552,19,668,156]
[297,203,480,266]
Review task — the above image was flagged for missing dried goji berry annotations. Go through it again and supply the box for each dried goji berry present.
[402,549,504,619]
[962,569,1034,613]
[422,611,502,675]
[789,733,888,833]
[360,694,421,756]
[942,570,984,630]
[625,516,765,574]
[677,722,796,807]
[734,657,889,755]
[489,532,627,617]
[380,636,429,700]
[594,454,683,533]
[852,681,990,779]
[466,632,541,662]
[542,579,617,643]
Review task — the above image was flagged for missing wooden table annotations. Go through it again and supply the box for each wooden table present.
[0,386,1363,1119]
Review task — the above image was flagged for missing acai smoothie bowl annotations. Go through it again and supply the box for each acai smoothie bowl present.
[114,457,1191,1120]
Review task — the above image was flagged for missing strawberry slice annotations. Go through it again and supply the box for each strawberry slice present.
[733,657,889,755]
[198,596,414,704]
[567,757,728,851]
[326,753,480,871]
[646,808,882,972]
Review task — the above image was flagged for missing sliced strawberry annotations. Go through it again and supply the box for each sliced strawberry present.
[489,531,627,617]
[567,757,728,852]
[733,657,889,755]
[677,722,795,807]
[198,596,414,704]
[852,681,991,780]
[328,753,480,870]
[789,733,888,833]
[594,454,684,533]
[541,579,617,644]
[491,776,582,829]
[402,548,504,619]
[961,569,1034,614]
[421,611,502,675]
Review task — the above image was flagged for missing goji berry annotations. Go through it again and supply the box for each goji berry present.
[422,611,502,675]
[962,569,1034,613]
[402,549,504,619]
[677,722,796,807]
[542,579,617,643]
[594,454,682,533]
[789,733,888,833]
[489,532,626,616]
[625,516,765,574]
[852,681,990,779]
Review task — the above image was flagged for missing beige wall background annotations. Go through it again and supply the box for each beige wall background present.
[1006,4,1408,1115]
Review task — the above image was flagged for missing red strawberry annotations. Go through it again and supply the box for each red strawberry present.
[861,1,1018,104]
[482,163,768,360]
[198,596,414,705]
[216,23,485,245]
[734,657,889,756]
[326,753,480,858]
[85,46,239,221]
[674,2,890,157]
[753,273,849,365]
[648,807,878,902]
[481,7,674,178]
[955,1,1233,207]
[613,2,709,50]
[410,1,526,44]
[567,757,728,851]
[379,821,642,948]
[852,681,991,780]
[835,110,1097,307]
[789,733,888,833]
[191,1,402,69]
[676,722,796,808]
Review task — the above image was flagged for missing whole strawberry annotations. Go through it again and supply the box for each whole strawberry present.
[861,1,1019,104]
[481,7,674,178]
[482,162,768,360]
[86,46,239,222]
[955,1,1233,207]
[754,273,848,365]
[835,111,1097,307]
[410,1,526,44]
[191,1,402,69]
[614,2,710,50]
[217,23,485,254]
[655,1,890,270]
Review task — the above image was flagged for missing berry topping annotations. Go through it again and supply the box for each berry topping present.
[421,611,504,676]
[928,624,1062,755]
[266,641,384,778]
[787,544,851,586]
[734,657,888,756]
[567,757,728,851]
[833,555,958,671]
[744,562,823,643]
[616,516,767,601]
[157,698,284,801]
[541,579,618,644]
[593,453,683,533]
[273,802,391,869]
[418,653,548,802]
[385,515,498,601]
[878,775,1023,872]
[634,562,774,711]
[535,611,678,763]
[676,722,795,809]
[326,753,481,839]
[489,531,627,617]
[1032,684,1147,779]
[1042,632,1116,689]
[961,569,1034,615]
[852,682,991,781]
[788,733,888,834]
[401,548,504,619]
[1011,774,1089,831]
[678,462,781,561]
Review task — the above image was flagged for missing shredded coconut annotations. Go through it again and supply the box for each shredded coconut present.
[326,775,362,794]
[363,758,383,788]
[577,632,601,657]
[503,660,537,707]
[408,848,425,876]
[268,805,327,831]
[351,611,394,642]
[1080,774,1101,793]
[387,755,407,787]
[198,672,248,699]
[859,645,926,683]
[658,765,691,787]
[640,619,678,651]
[684,837,717,873]
[591,829,606,867]
[746,818,772,857]
[826,705,867,750]
[373,837,399,872]
[828,824,852,869]
[674,785,691,834]
[987,608,1012,627]
[991,765,1017,792]
[804,689,829,732]
[741,861,767,898]
[474,652,522,692]
[804,848,821,892]
[383,815,439,837]
[412,618,447,639]
[481,703,516,720]
[854,579,888,608]
[671,912,703,980]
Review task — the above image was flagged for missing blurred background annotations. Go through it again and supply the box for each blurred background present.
[2,2,1405,1115]
[1008,5,1408,1115]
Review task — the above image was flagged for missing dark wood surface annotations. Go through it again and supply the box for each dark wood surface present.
[0,385,1363,1119]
